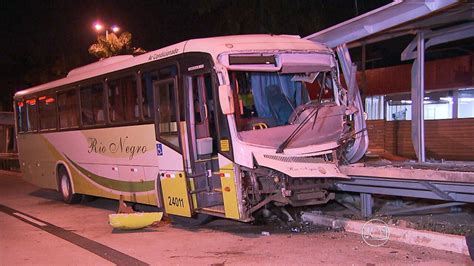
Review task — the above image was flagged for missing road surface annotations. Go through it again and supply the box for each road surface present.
[0,170,471,265]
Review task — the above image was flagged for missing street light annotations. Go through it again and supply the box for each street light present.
[111,25,120,33]
[94,23,103,31]
[93,22,120,39]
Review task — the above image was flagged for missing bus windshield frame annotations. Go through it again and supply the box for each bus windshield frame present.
[229,69,343,133]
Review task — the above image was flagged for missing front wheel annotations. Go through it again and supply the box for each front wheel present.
[58,167,82,204]
[170,213,214,226]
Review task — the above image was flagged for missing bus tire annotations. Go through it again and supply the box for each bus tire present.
[58,166,82,204]
[170,213,214,226]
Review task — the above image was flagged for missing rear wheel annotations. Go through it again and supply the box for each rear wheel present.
[58,167,82,204]
[170,213,214,226]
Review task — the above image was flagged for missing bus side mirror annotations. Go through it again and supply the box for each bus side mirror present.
[219,85,234,114]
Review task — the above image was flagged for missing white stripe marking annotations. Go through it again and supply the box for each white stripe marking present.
[13,212,47,227]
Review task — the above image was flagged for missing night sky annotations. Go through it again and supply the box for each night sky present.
[0,0,391,109]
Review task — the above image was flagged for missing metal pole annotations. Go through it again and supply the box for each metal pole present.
[417,32,425,162]
[361,193,373,218]
[452,90,458,119]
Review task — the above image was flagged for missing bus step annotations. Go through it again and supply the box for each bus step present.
[201,206,225,214]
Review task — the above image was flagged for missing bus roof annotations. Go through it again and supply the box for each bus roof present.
[14,34,330,99]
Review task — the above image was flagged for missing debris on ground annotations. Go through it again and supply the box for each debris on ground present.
[252,206,332,234]
[108,195,163,230]
[109,212,164,230]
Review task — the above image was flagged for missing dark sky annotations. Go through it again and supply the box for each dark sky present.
[0,0,391,109]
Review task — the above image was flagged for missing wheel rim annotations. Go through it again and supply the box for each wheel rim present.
[60,174,70,199]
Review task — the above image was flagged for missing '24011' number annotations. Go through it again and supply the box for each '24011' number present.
[168,196,184,208]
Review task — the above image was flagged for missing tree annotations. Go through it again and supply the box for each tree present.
[88,32,146,59]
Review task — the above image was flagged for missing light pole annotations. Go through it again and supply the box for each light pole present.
[93,22,120,39]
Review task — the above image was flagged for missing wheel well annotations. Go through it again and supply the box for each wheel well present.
[56,163,68,192]
[56,162,82,204]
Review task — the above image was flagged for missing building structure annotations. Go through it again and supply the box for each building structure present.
[306,0,474,162]
[363,55,474,160]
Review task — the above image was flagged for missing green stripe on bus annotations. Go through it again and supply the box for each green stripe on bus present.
[65,155,155,193]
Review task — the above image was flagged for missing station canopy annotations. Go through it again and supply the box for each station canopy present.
[304,0,474,50]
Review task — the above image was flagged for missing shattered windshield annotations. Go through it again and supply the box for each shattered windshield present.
[230,71,336,132]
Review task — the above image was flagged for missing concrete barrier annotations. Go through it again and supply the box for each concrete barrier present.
[301,212,470,256]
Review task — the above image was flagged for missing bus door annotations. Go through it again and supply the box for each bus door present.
[153,78,193,217]
[185,73,225,215]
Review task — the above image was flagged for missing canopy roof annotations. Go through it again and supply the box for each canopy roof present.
[305,0,473,48]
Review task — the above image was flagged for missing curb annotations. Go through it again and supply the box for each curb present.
[301,212,470,256]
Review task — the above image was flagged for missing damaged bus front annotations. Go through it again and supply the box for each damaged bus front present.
[214,48,367,218]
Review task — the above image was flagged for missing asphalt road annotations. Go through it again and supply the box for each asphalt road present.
[0,170,471,265]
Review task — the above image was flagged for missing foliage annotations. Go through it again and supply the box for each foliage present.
[88,32,146,59]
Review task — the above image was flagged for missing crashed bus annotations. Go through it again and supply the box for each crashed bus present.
[14,35,367,224]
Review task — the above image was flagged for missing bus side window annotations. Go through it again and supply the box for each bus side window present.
[38,95,57,130]
[25,98,38,132]
[108,75,139,123]
[15,101,27,133]
[141,70,158,120]
[141,66,178,121]
[158,83,177,132]
[80,83,105,126]
[58,89,79,129]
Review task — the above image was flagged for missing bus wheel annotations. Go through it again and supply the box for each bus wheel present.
[170,213,214,226]
[58,167,82,204]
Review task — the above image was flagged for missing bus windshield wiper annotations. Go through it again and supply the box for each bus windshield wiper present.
[276,73,328,154]
[276,107,320,154]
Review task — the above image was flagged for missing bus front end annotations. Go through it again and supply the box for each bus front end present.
[214,48,367,219]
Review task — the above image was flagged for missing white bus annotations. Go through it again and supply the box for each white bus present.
[14,35,366,224]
